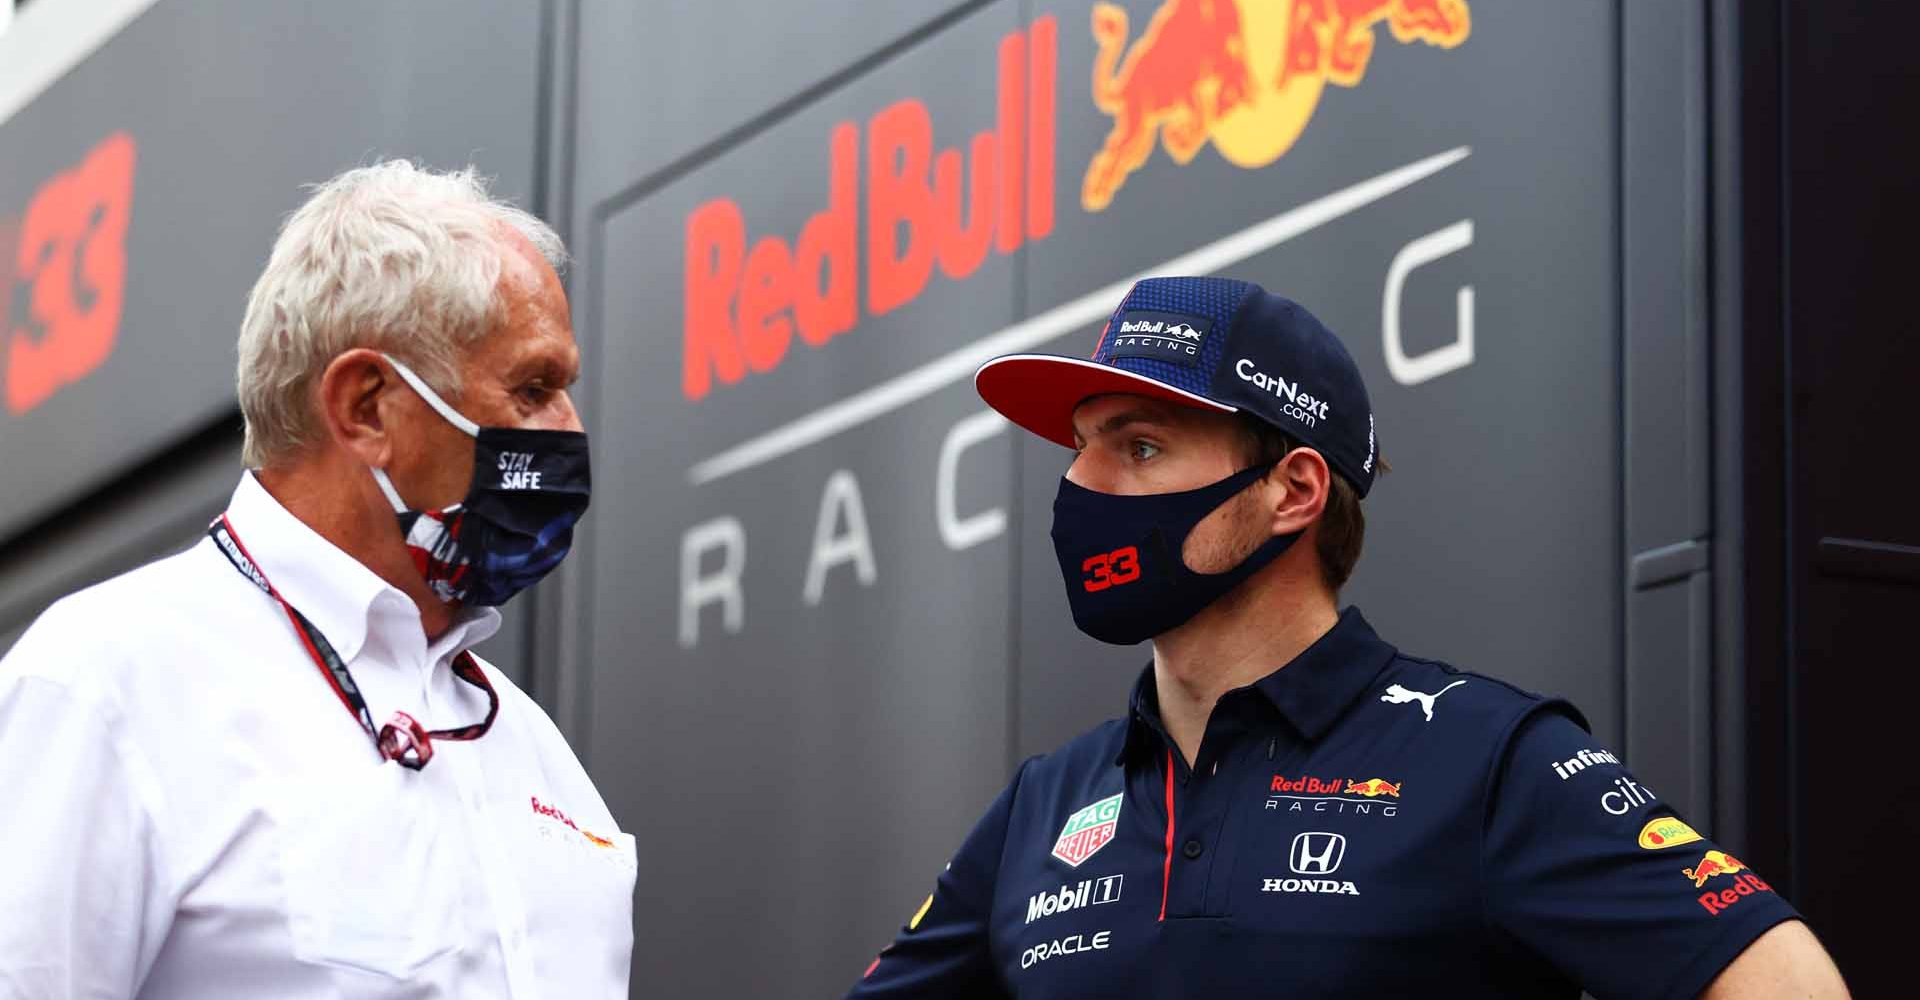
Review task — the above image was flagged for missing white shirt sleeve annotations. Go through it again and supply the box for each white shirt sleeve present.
[0,669,172,1000]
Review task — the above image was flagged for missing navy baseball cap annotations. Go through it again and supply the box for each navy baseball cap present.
[975,276,1379,497]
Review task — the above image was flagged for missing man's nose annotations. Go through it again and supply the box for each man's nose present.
[1064,450,1107,491]
[552,391,585,433]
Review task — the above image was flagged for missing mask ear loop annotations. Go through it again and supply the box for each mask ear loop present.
[370,467,411,514]
[381,353,481,437]
[371,354,475,516]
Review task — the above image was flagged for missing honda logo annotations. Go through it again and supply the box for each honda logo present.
[1289,832,1347,875]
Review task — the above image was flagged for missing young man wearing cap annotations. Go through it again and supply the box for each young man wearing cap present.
[843,277,1847,998]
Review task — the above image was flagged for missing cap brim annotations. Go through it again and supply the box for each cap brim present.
[973,354,1239,448]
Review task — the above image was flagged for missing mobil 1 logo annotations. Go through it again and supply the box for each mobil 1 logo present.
[1026,874,1123,925]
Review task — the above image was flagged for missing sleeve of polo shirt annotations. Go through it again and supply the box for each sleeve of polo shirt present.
[842,758,1034,1000]
[0,673,170,999]
[1483,707,1800,1000]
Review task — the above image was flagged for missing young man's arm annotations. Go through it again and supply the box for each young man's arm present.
[1483,707,1843,1000]
[1699,920,1850,999]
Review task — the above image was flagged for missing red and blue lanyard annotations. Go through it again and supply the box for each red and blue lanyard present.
[208,514,498,769]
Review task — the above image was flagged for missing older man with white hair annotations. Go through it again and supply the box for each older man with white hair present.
[0,161,633,999]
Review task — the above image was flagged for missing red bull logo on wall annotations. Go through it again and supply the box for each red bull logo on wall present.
[1082,0,1471,211]
[670,2,1484,651]
[683,18,1057,402]
[1,132,137,414]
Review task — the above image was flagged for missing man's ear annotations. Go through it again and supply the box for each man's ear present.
[316,348,396,469]
[1265,446,1330,538]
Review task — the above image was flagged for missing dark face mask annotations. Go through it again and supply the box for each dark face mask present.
[1050,463,1299,645]
[373,354,591,608]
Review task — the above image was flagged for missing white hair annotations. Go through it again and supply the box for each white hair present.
[236,159,568,469]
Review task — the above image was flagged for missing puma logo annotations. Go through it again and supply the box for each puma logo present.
[1380,680,1466,722]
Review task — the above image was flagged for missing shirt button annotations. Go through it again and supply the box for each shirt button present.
[1182,839,1203,860]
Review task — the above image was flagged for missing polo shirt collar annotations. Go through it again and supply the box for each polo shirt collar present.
[222,472,500,666]
[1120,607,1398,764]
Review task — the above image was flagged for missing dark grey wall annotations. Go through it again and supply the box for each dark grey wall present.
[0,0,546,543]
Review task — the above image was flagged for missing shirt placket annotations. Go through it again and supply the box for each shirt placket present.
[443,745,542,999]
[1162,709,1253,920]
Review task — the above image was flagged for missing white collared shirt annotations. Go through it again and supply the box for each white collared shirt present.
[0,473,635,1000]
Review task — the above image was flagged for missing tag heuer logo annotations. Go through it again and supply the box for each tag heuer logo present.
[1051,792,1123,867]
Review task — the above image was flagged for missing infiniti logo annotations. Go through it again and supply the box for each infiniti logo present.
[1289,832,1347,875]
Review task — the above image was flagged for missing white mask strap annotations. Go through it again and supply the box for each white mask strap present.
[381,353,481,437]
[370,467,410,514]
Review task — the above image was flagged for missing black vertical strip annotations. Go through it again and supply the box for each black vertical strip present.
[1687,0,1717,834]
[1612,0,1629,753]
[1726,0,1789,895]
[1775,0,1800,902]
[1702,0,1731,846]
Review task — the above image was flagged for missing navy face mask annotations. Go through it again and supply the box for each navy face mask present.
[1051,463,1299,645]
[373,354,591,608]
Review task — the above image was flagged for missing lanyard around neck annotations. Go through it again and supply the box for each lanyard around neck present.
[207,514,498,769]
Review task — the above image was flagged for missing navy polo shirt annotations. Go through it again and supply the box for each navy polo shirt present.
[846,608,1799,999]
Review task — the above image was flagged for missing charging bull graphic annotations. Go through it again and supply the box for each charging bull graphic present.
[1082,0,1470,211]
[1345,778,1401,797]
[1682,850,1747,890]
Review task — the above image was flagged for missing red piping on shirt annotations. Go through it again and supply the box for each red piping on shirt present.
[1160,747,1175,922]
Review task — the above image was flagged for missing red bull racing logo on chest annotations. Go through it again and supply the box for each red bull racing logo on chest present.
[1266,774,1402,816]
[1052,792,1124,867]
[1082,0,1472,211]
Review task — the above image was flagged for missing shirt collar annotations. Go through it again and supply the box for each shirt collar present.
[1119,607,1398,765]
[222,472,500,667]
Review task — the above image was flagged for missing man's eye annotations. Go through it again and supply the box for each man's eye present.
[517,384,552,405]
[1130,440,1160,461]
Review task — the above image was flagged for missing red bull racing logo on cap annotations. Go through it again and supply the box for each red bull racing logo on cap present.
[1103,309,1214,366]
[1082,0,1472,211]
[1052,792,1124,867]
[1681,850,1776,915]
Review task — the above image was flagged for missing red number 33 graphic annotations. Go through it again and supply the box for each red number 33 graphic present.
[1081,545,1142,592]
[6,131,137,414]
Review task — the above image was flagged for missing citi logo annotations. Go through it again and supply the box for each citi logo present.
[1025,874,1123,924]
[1289,832,1347,875]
